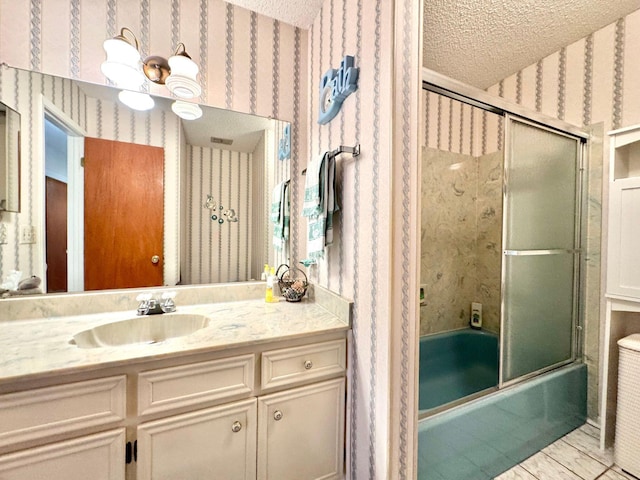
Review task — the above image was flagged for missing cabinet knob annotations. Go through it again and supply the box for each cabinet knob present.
[231,421,242,433]
[151,255,160,264]
[304,360,313,370]
[273,410,283,421]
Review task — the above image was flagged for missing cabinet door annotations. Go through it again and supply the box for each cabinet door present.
[0,428,125,480]
[257,378,345,480]
[608,177,640,297]
[136,398,256,480]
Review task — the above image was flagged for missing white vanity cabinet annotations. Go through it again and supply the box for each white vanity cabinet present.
[0,429,125,480]
[0,376,127,480]
[257,378,345,480]
[137,398,257,480]
[0,335,347,480]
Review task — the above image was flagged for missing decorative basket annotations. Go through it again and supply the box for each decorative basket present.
[276,264,308,302]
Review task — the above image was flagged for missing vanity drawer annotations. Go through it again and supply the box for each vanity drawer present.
[0,376,126,447]
[138,354,255,416]
[261,339,346,390]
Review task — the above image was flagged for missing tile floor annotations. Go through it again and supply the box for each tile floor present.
[495,424,637,480]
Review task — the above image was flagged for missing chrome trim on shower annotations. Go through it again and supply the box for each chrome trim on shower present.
[421,67,589,140]
[503,249,581,256]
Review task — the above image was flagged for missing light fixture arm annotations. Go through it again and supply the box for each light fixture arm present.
[173,42,190,58]
[115,27,139,50]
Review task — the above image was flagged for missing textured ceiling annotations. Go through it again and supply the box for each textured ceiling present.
[225,0,324,28]
[425,0,640,88]
[232,0,639,89]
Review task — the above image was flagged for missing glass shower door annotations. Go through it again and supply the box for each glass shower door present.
[500,116,583,386]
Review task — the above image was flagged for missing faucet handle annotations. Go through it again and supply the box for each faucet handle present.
[136,293,152,315]
[161,291,177,313]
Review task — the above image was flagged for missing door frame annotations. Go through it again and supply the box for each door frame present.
[42,97,86,292]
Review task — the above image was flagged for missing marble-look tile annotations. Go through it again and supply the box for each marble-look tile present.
[493,465,537,480]
[561,427,614,467]
[598,466,638,480]
[542,439,608,479]
[421,147,503,335]
[579,423,601,440]
[520,452,582,479]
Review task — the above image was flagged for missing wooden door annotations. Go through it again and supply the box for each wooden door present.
[136,399,257,480]
[84,138,164,290]
[45,176,68,293]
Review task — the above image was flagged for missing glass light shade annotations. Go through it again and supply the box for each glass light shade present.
[171,101,203,120]
[101,37,145,89]
[118,90,155,111]
[166,55,202,99]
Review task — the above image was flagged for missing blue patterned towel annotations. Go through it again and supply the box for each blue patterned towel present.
[302,152,338,259]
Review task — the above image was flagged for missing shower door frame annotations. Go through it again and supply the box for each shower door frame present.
[499,114,586,388]
[421,67,588,391]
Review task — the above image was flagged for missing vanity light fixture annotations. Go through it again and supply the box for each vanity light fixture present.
[171,100,203,120]
[101,27,146,89]
[165,44,202,99]
[101,27,202,107]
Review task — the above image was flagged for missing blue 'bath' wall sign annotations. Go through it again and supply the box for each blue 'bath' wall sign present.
[318,55,359,125]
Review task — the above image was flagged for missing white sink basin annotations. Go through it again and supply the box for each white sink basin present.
[71,313,211,348]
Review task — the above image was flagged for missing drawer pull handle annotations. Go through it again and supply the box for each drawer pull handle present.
[274,410,283,421]
[231,421,242,433]
[304,360,313,370]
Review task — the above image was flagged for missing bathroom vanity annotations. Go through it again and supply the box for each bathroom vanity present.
[0,284,351,480]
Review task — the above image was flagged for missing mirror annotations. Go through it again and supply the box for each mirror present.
[0,100,21,213]
[0,64,291,294]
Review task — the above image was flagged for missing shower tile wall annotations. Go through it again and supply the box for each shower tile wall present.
[420,147,502,336]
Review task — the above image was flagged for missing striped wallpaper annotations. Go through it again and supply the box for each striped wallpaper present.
[0,0,303,289]
[184,145,253,284]
[306,0,421,478]
[486,10,640,132]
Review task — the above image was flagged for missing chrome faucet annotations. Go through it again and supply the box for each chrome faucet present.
[136,291,177,315]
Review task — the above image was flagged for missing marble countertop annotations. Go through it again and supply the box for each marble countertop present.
[0,296,350,384]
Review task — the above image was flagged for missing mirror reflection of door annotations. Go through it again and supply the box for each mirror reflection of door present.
[84,137,164,290]
[45,177,68,292]
[44,118,72,293]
